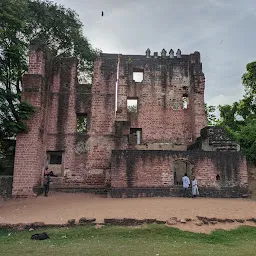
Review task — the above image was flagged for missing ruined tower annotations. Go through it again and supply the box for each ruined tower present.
[12,44,248,198]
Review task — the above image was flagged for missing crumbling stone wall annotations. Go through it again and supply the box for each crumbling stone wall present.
[12,43,48,198]
[12,44,247,198]
[188,127,240,151]
[82,57,117,186]
[111,150,248,198]
[248,164,256,199]
[13,43,117,197]
[13,42,88,197]
[108,50,207,146]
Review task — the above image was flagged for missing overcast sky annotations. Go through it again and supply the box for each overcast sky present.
[56,0,256,106]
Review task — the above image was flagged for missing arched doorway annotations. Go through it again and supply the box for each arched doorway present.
[173,160,193,185]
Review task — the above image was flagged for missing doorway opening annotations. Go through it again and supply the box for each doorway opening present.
[173,160,192,185]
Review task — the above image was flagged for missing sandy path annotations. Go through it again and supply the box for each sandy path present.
[1,192,256,233]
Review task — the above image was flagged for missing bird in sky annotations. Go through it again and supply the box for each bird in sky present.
[102,11,104,17]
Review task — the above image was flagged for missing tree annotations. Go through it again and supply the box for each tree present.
[204,103,219,126]
[25,0,99,74]
[0,0,34,139]
[0,0,99,141]
[235,122,256,165]
[242,61,256,97]
[217,61,256,164]
[218,102,242,130]
[0,0,99,174]
[241,62,256,121]
[218,100,256,165]
[127,105,137,113]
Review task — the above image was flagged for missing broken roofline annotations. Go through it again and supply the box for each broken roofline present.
[100,53,193,58]
[99,51,201,64]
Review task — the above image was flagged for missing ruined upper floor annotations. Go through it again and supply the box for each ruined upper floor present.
[22,43,208,148]
[98,48,203,91]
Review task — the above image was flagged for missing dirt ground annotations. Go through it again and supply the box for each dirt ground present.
[1,192,256,233]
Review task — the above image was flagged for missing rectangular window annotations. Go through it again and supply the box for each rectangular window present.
[127,98,138,113]
[133,69,144,82]
[130,128,142,144]
[49,151,62,165]
[182,94,188,109]
[77,114,87,133]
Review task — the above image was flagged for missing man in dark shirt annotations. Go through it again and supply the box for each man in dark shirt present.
[43,168,51,197]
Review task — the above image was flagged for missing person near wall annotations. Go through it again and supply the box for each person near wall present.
[44,167,51,197]
[44,167,58,177]
[192,176,199,198]
[182,173,190,197]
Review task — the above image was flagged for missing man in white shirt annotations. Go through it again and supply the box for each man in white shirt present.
[182,173,190,197]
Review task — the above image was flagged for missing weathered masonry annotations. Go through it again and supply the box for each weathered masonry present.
[12,43,248,198]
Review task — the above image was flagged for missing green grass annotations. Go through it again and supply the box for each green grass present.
[1,225,256,256]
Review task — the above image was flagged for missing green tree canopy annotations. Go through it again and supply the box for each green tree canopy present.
[204,103,219,126]
[217,61,256,164]
[0,0,99,141]
[242,61,256,97]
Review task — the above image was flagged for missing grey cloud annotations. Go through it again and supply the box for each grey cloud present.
[55,0,256,106]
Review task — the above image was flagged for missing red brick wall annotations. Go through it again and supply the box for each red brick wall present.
[191,73,207,140]
[12,75,45,197]
[83,58,117,186]
[27,45,45,76]
[46,57,78,177]
[111,53,207,146]
[238,157,249,187]
[13,47,242,198]
[13,43,50,197]
[111,151,248,190]
[12,44,86,197]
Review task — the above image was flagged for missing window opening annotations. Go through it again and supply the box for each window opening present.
[49,151,62,165]
[130,128,142,145]
[182,94,188,109]
[127,98,138,113]
[77,114,87,133]
[133,69,144,82]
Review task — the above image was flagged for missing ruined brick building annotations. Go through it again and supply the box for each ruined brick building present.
[12,42,248,198]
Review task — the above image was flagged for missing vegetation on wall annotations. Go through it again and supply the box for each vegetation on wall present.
[0,0,99,174]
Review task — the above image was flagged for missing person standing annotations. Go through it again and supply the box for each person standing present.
[192,176,199,198]
[182,173,190,197]
[43,168,51,197]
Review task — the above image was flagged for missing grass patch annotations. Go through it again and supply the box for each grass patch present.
[1,225,256,255]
